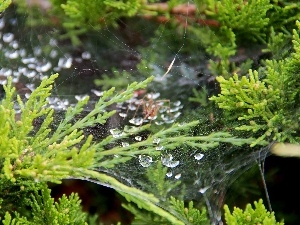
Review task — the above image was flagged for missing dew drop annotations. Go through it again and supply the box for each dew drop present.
[139,155,153,167]
[161,114,175,123]
[5,50,19,59]
[9,40,19,49]
[121,142,129,147]
[50,49,58,58]
[119,112,127,118]
[161,154,179,168]
[155,145,164,151]
[135,136,142,141]
[175,173,181,179]
[33,47,42,56]
[22,57,36,64]
[166,171,173,177]
[75,95,88,101]
[128,104,137,111]
[58,57,72,68]
[3,33,14,43]
[37,61,52,72]
[91,89,103,96]
[194,153,204,160]
[109,128,123,138]
[172,100,181,107]
[152,137,160,144]
[129,117,143,126]
[146,92,160,99]
[199,186,209,194]
[25,93,31,99]
[82,51,91,59]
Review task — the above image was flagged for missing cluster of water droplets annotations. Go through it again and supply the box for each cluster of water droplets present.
[116,91,183,126]
[0,15,110,112]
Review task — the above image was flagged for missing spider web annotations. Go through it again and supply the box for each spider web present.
[0,2,289,224]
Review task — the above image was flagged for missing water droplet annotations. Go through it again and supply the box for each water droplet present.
[91,89,103,96]
[33,47,42,56]
[22,57,36,64]
[146,92,160,99]
[109,128,123,138]
[166,171,173,177]
[50,49,58,58]
[25,93,31,99]
[82,51,91,59]
[1,68,12,76]
[121,142,129,147]
[3,33,14,43]
[37,61,52,72]
[139,155,153,167]
[199,186,209,194]
[155,145,164,151]
[172,100,181,107]
[28,63,36,69]
[75,95,88,101]
[161,114,175,123]
[161,154,179,168]
[128,104,137,111]
[49,38,57,46]
[119,112,127,118]
[5,50,19,59]
[152,137,160,144]
[194,153,204,160]
[129,117,143,126]
[58,57,72,68]
[135,136,142,141]
[9,40,19,49]
[25,70,36,78]
[175,173,181,179]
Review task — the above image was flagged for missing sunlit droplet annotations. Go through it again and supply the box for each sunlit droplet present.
[161,154,179,168]
[119,112,127,118]
[82,51,91,59]
[129,117,143,126]
[153,137,160,144]
[91,89,103,96]
[109,128,123,138]
[194,153,204,160]
[139,155,153,167]
[135,136,142,141]
[75,95,88,101]
[155,145,164,151]
[121,142,129,147]
[166,171,173,177]
[3,33,14,43]
[199,186,209,194]
[175,173,181,179]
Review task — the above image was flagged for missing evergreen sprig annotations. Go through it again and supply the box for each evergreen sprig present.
[210,20,300,146]
[2,183,88,225]
[224,199,284,225]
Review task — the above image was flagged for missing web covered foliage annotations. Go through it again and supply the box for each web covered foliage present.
[210,20,300,146]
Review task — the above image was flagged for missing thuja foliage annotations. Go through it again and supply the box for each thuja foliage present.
[0,72,260,224]
[224,199,284,225]
[210,21,300,146]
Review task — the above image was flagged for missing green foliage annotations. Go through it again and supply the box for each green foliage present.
[169,197,208,225]
[210,20,300,146]
[0,0,11,12]
[0,72,261,224]
[224,199,284,225]
[205,0,272,42]
[2,183,88,225]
